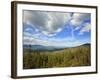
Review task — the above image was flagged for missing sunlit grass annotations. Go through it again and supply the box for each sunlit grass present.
[23,45,91,69]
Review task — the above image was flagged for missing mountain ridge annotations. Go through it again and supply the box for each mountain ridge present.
[23,43,90,51]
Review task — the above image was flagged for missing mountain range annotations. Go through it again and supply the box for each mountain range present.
[23,43,90,51]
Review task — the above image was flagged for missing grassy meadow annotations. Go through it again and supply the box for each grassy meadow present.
[23,44,91,69]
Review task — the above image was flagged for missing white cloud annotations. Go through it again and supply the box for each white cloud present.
[24,36,59,46]
[74,26,81,31]
[70,19,82,27]
[25,28,31,32]
[79,23,91,35]
[23,32,32,37]
[70,13,90,39]
[23,35,85,48]
[41,31,56,37]
[55,28,62,33]
[70,13,91,38]
[23,10,71,37]
[25,21,39,32]
[70,13,90,27]
[23,11,91,37]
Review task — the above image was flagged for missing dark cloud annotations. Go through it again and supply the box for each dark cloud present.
[23,10,71,36]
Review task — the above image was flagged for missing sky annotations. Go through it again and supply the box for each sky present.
[23,10,91,48]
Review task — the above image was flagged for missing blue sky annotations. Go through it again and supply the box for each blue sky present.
[23,10,91,47]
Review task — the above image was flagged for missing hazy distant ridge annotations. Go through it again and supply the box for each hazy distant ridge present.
[23,43,90,51]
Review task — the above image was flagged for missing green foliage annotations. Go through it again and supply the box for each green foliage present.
[23,45,91,69]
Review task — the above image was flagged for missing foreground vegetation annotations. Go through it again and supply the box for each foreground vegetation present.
[23,45,91,69]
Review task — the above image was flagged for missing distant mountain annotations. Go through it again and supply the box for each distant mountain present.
[23,45,62,51]
[23,43,91,51]
[77,43,90,48]
[82,43,90,46]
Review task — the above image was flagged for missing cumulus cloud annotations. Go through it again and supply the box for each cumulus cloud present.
[23,11,91,36]
[23,10,71,36]
[79,23,91,35]
[69,13,91,38]
[70,13,90,27]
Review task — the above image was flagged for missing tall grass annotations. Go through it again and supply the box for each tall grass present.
[23,45,91,69]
